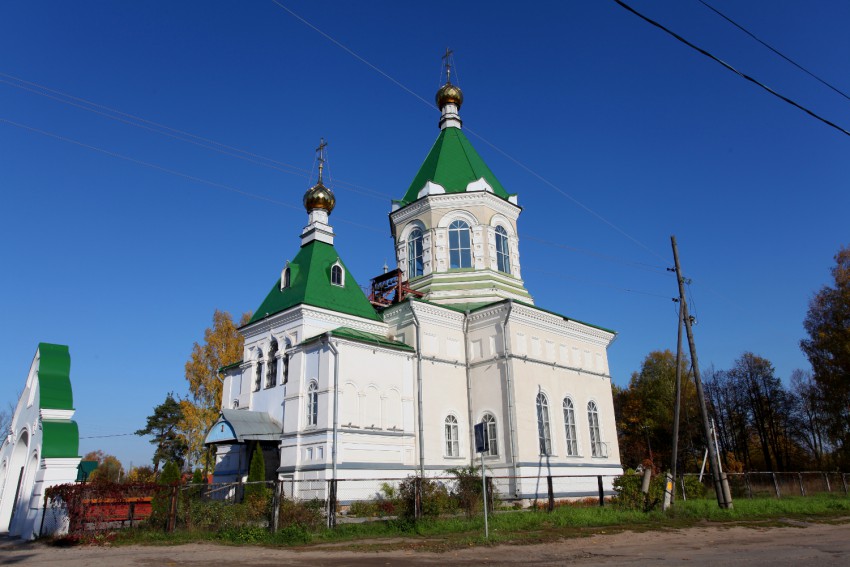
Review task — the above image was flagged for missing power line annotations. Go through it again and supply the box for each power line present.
[0,72,393,203]
[523,267,672,300]
[696,0,850,103]
[613,0,850,138]
[2,73,679,277]
[80,432,137,440]
[523,235,671,274]
[0,117,386,235]
[268,0,669,263]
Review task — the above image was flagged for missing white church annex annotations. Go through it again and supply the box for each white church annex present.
[207,66,623,501]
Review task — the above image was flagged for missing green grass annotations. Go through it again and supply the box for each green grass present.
[104,494,850,552]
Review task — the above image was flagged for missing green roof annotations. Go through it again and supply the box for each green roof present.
[247,240,380,325]
[42,419,79,458]
[37,342,73,410]
[303,327,414,352]
[76,460,99,482]
[399,127,512,206]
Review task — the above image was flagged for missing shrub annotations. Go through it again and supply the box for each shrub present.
[446,466,493,518]
[397,475,455,520]
[278,498,323,530]
[613,469,664,511]
[244,444,269,502]
[150,461,182,527]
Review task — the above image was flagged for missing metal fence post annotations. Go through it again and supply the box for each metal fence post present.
[798,473,805,496]
[842,473,848,496]
[823,472,831,493]
[547,476,554,512]
[772,473,781,498]
[680,475,687,501]
[744,472,752,499]
[597,475,604,507]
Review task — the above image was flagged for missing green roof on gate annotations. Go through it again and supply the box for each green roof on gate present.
[37,342,73,410]
[398,127,512,206]
[246,240,380,325]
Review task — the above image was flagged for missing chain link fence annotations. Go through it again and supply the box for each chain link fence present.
[680,471,849,500]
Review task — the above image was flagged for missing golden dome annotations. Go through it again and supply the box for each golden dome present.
[436,82,463,110]
[303,181,336,213]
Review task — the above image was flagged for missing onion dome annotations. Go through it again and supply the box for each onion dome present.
[436,82,463,110]
[303,180,335,214]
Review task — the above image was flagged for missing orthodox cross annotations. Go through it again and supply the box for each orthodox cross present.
[315,137,328,183]
[442,47,453,84]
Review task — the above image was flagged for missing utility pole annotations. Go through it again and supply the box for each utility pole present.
[670,236,733,509]
[664,301,684,510]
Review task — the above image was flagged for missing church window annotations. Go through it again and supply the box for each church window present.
[482,413,498,456]
[536,392,552,456]
[563,397,578,456]
[495,226,511,274]
[281,266,291,290]
[444,415,460,457]
[448,220,472,269]
[331,262,344,287]
[407,228,424,278]
[253,352,263,392]
[588,401,604,457]
[307,381,318,427]
[266,339,278,388]
[282,352,290,385]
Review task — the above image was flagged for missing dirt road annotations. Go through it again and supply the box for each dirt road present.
[2,521,848,566]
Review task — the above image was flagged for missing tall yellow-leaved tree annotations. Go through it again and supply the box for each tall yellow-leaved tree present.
[182,309,251,471]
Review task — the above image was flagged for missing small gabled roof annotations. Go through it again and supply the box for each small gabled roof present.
[398,127,512,206]
[302,327,414,352]
[247,240,381,325]
[205,409,282,445]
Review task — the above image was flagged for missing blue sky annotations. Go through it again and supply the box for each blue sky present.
[2,1,847,469]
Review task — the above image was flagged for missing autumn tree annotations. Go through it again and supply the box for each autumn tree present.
[789,369,829,468]
[182,310,251,472]
[801,245,850,465]
[84,450,125,483]
[614,350,702,471]
[135,393,187,473]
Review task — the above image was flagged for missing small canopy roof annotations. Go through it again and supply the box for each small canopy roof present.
[204,409,282,445]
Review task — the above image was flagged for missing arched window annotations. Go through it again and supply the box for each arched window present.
[407,228,424,278]
[495,226,511,274]
[307,381,319,427]
[536,392,552,456]
[588,401,604,457]
[281,266,291,289]
[266,339,278,388]
[563,397,578,456]
[253,351,263,392]
[445,415,459,457]
[331,262,344,286]
[448,220,472,269]
[482,413,498,456]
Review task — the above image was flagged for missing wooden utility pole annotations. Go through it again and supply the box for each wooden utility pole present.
[664,302,684,509]
[670,236,733,509]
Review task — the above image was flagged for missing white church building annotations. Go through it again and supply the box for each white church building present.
[206,70,622,501]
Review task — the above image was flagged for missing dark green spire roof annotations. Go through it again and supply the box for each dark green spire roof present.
[398,127,512,206]
[247,240,380,325]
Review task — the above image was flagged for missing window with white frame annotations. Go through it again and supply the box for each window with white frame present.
[563,397,578,456]
[482,413,498,456]
[588,400,604,457]
[495,225,511,274]
[331,262,344,286]
[266,339,278,388]
[536,392,552,456]
[281,266,291,289]
[445,415,460,457]
[307,381,319,427]
[253,351,263,392]
[407,228,424,278]
[448,220,472,269]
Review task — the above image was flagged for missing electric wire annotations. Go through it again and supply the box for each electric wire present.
[267,0,669,263]
[522,267,671,300]
[613,0,850,138]
[0,73,391,203]
[0,117,386,235]
[1,73,678,276]
[696,0,850,103]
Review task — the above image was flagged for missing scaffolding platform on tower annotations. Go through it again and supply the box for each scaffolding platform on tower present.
[368,268,423,307]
